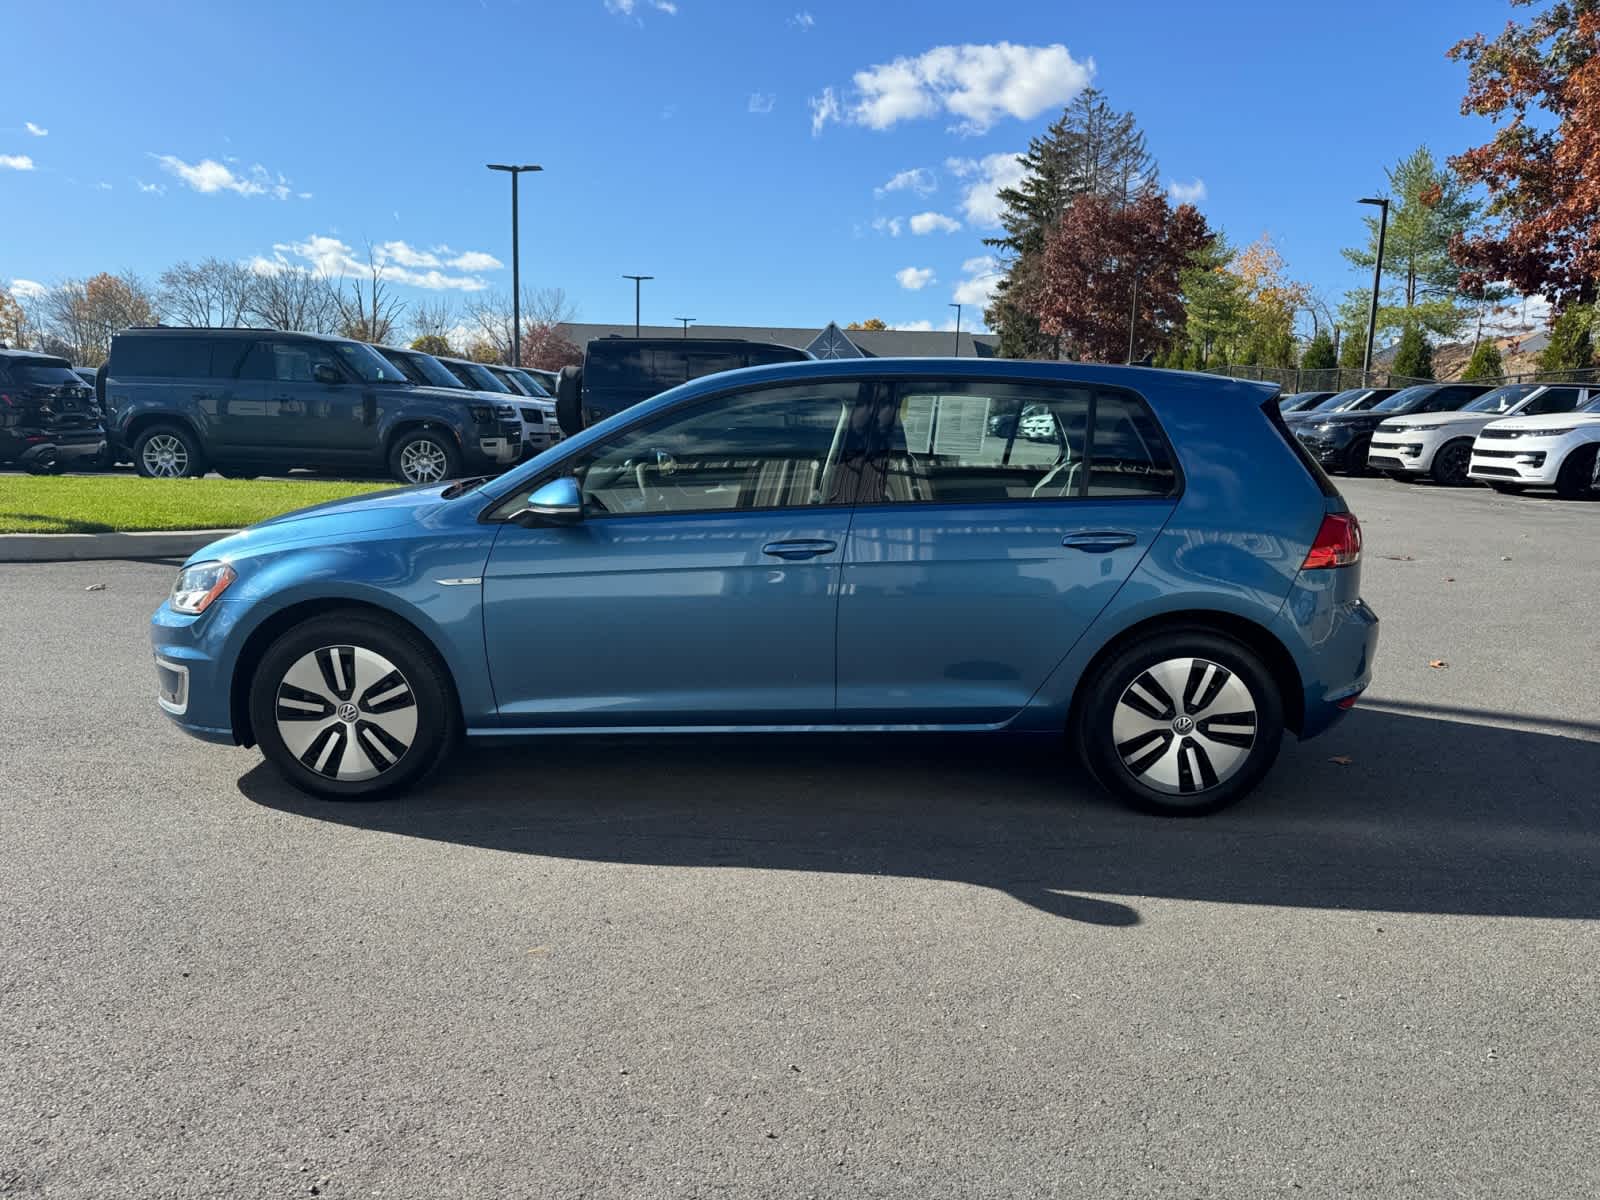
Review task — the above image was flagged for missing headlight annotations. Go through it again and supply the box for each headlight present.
[1527,426,1577,437]
[469,404,492,423]
[170,561,236,614]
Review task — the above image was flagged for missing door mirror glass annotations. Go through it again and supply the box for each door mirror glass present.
[312,362,342,386]
[511,476,583,526]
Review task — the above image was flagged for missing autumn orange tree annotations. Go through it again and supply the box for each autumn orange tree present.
[1449,0,1600,307]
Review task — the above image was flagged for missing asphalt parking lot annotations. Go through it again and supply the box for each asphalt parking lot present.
[2,477,1597,1199]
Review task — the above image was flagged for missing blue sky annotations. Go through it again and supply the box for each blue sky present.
[3,0,1523,337]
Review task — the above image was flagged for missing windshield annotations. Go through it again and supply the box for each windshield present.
[509,369,552,398]
[1583,396,1600,414]
[490,368,532,396]
[333,342,408,383]
[1372,386,1437,413]
[454,361,512,392]
[1464,385,1537,414]
[1308,390,1364,413]
[404,351,466,389]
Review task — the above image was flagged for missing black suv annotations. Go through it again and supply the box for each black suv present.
[104,328,522,483]
[553,337,811,434]
[0,348,106,471]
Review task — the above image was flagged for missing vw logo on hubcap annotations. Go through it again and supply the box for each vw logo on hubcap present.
[336,702,360,723]
[1171,714,1196,735]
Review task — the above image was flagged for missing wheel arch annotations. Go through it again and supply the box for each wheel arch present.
[1064,609,1306,740]
[125,412,206,450]
[229,598,465,748]
[382,417,465,459]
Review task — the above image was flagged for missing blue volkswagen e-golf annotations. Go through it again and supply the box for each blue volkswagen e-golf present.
[150,359,1378,815]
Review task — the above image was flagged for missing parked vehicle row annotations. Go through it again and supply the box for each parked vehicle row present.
[0,347,106,471]
[1279,381,1600,498]
[150,359,1377,817]
[94,327,564,484]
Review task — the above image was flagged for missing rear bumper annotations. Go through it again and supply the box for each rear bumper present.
[1273,568,1380,739]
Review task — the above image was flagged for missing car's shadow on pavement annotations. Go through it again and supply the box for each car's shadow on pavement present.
[238,707,1600,925]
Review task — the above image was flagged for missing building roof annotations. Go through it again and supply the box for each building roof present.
[559,321,1002,360]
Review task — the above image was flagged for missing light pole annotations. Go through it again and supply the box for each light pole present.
[949,303,962,356]
[1358,196,1390,383]
[674,316,695,338]
[623,275,653,338]
[486,163,542,366]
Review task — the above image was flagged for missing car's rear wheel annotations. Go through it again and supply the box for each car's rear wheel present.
[1554,444,1598,500]
[1430,438,1474,486]
[1077,631,1284,816]
[133,424,207,479]
[388,429,460,485]
[248,613,458,800]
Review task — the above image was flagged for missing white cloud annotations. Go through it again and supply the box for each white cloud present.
[790,10,814,30]
[154,154,305,200]
[816,43,1093,136]
[871,216,904,238]
[25,122,47,137]
[1167,177,1207,204]
[606,0,676,16]
[136,179,166,195]
[948,151,1025,227]
[269,234,499,291]
[748,92,776,114]
[0,154,35,171]
[94,181,113,191]
[909,211,961,235]
[896,266,936,291]
[875,167,936,197]
[809,87,841,137]
[952,255,1003,307]
[9,278,48,300]
[891,319,934,331]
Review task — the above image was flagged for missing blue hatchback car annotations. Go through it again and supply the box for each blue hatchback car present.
[151,359,1378,815]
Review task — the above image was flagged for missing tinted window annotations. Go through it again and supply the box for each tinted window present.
[11,361,85,388]
[209,339,250,379]
[562,381,871,516]
[111,336,212,379]
[875,381,1174,504]
[452,361,511,392]
[1464,385,1537,414]
[508,369,552,398]
[489,367,532,395]
[380,350,432,386]
[1522,387,1584,416]
[684,351,743,379]
[262,341,339,383]
[745,345,808,367]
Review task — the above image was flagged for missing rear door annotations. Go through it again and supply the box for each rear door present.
[836,377,1179,725]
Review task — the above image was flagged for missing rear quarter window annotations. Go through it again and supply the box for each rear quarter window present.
[110,337,211,379]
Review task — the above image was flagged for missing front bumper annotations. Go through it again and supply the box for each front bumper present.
[1468,444,1563,486]
[1367,433,1436,474]
[150,600,243,744]
[1295,430,1362,472]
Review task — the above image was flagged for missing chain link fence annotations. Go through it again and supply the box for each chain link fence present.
[1199,365,1600,393]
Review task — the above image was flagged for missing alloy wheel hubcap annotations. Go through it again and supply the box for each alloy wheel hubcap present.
[400,440,448,483]
[143,435,188,477]
[1112,657,1257,795]
[1440,443,1470,481]
[274,645,418,781]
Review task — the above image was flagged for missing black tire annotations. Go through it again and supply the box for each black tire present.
[1554,444,1598,500]
[132,422,208,479]
[387,428,461,485]
[1490,483,1525,494]
[1385,471,1415,482]
[1076,630,1285,817]
[555,365,583,436]
[1429,438,1474,487]
[1343,436,1373,476]
[248,612,459,801]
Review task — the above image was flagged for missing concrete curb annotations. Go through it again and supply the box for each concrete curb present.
[0,529,237,563]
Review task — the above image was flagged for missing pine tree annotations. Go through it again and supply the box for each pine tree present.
[1391,323,1435,380]
[1538,305,1594,372]
[1338,326,1367,370]
[1300,329,1337,370]
[1462,339,1503,382]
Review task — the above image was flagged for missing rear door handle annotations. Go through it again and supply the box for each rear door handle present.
[1062,531,1139,553]
[762,539,838,560]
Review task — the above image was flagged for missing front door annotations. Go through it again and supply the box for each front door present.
[837,378,1179,725]
[481,378,875,726]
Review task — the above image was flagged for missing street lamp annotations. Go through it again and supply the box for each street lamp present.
[674,316,695,338]
[949,303,962,356]
[486,163,542,367]
[1358,196,1390,382]
[623,275,653,338]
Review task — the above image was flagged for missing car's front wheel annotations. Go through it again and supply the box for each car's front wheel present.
[1554,444,1598,500]
[388,429,461,485]
[1430,438,1475,486]
[248,613,458,800]
[1077,631,1285,816]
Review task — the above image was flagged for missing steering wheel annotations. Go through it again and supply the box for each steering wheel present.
[623,449,677,500]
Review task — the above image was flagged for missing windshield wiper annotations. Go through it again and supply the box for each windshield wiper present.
[440,476,490,499]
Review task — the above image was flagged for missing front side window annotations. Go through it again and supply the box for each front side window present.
[873,380,1174,504]
[333,342,407,383]
[1522,387,1584,416]
[497,381,872,519]
[262,342,340,383]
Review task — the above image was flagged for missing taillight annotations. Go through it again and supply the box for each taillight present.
[1302,512,1362,569]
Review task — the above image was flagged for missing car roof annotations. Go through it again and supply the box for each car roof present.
[115,326,349,344]
[0,348,71,366]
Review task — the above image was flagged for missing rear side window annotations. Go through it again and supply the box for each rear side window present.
[871,380,1175,504]
[111,336,212,379]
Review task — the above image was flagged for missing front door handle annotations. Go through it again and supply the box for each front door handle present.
[762,539,838,560]
[1062,531,1139,553]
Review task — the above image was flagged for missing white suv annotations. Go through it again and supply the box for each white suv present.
[1371,383,1591,486]
[1468,392,1600,498]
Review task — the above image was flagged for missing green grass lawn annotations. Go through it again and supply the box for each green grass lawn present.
[0,475,393,534]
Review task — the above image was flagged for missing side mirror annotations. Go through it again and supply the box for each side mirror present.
[510,476,583,527]
[312,363,342,385]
